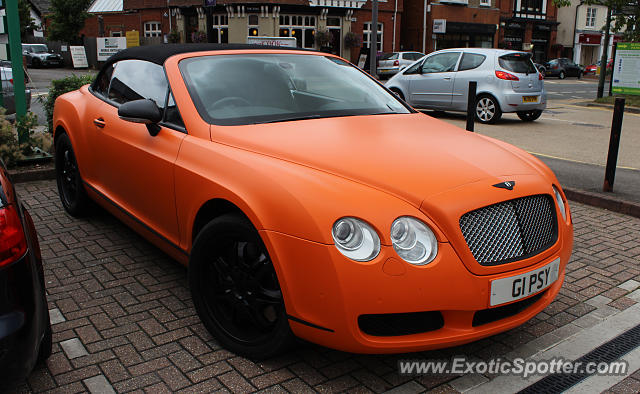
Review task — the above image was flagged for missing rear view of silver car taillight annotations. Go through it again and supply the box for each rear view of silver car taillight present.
[0,205,27,268]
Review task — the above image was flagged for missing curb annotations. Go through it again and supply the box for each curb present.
[584,102,640,114]
[9,167,56,184]
[9,168,640,219]
[563,187,640,219]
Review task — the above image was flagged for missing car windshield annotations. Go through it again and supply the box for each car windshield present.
[180,54,411,126]
[499,53,537,74]
[31,45,48,53]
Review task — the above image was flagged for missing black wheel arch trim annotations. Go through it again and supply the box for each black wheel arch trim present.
[286,314,334,332]
[81,180,189,256]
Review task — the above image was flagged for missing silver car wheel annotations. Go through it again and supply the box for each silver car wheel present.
[476,98,495,122]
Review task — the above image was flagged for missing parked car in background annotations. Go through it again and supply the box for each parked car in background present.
[0,61,32,115]
[535,63,546,77]
[544,58,583,79]
[54,44,572,358]
[584,59,613,75]
[377,51,425,78]
[386,48,546,124]
[0,160,52,383]
[22,44,63,68]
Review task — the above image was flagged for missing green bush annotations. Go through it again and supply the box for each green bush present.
[42,74,94,133]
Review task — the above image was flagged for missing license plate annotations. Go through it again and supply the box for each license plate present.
[490,258,560,306]
[522,96,539,103]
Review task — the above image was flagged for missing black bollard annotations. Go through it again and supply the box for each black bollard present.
[466,81,477,132]
[603,97,625,192]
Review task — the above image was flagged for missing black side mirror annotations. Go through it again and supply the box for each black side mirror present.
[118,99,162,136]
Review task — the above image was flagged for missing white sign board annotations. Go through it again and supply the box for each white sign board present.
[97,37,127,61]
[70,46,88,68]
[611,42,640,96]
[433,19,447,34]
[246,36,297,48]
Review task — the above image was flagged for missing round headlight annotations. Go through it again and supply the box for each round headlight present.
[552,185,567,220]
[390,217,438,265]
[332,217,380,262]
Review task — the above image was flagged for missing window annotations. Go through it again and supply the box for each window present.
[363,22,383,52]
[163,91,185,129]
[515,0,546,18]
[458,53,486,71]
[179,54,410,126]
[279,15,316,48]
[420,52,460,73]
[92,64,115,97]
[404,52,425,61]
[586,7,597,28]
[144,21,162,37]
[479,0,491,6]
[107,60,168,107]
[248,15,259,25]
[212,15,228,44]
[498,54,537,74]
[111,31,123,37]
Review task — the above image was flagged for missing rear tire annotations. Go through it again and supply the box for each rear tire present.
[189,213,294,359]
[517,110,543,122]
[55,133,91,217]
[475,95,502,124]
[559,71,566,79]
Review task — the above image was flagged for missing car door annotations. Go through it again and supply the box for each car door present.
[451,52,487,111]
[92,59,186,247]
[409,52,461,109]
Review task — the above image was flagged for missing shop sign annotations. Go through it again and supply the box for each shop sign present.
[612,42,640,96]
[97,37,127,61]
[579,33,601,44]
[247,36,297,47]
[70,46,88,68]
[433,19,446,34]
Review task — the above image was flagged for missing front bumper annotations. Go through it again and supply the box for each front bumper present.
[262,215,572,354]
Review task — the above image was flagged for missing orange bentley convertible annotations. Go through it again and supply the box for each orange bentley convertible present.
[53,44,573,358]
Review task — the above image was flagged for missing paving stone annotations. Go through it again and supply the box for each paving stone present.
[49,308,66,325]
[83,374,116,394]
[60,338,89,359]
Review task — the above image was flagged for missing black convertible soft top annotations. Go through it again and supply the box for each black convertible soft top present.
[103,43,315,68]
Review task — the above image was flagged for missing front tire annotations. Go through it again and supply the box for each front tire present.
[475,95,502,124]
[189,214,294,359]
[517,110,543,122]
[559,71,566,79]
[55,133,91,217]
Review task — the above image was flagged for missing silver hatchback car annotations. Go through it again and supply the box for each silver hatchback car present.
[385,48,546,124]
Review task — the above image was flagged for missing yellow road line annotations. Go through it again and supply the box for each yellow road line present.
[529,151,640,171]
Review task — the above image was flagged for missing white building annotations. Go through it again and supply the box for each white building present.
[556,1,621,66]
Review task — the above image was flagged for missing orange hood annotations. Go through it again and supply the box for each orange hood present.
[211,113,543,208]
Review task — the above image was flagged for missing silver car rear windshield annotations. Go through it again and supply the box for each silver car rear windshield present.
[179,54,411,126]
[499,53,537,74]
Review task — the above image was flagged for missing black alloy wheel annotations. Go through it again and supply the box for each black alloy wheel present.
[55,133,91,216]
[189,214,294,359]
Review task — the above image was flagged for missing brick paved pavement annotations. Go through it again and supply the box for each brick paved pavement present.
[4,180,640,393]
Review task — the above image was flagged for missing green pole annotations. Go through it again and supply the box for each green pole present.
[5,0,28,143]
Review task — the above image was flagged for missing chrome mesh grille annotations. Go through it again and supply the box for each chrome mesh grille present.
[459,195,557,266]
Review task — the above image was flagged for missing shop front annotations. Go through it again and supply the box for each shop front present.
[435,22,496,50]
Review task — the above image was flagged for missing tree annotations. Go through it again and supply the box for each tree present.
[46,0,92,45]
[18,0,37,38]
[553,0,639,98]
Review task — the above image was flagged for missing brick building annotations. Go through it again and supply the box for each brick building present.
[401,0,558,62]
[81,0,404,62]
[498,0,560,62]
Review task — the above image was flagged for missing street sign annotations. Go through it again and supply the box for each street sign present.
[433,19,446,34]
[126,30,140,47]
[611,42,640,96]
